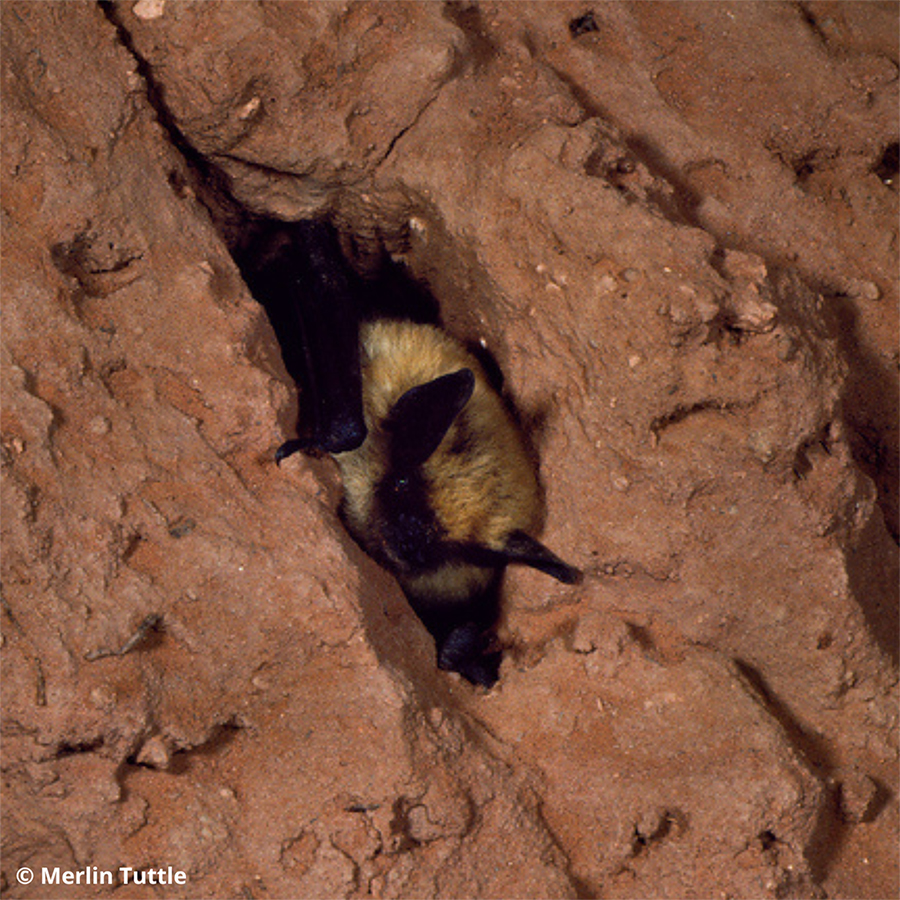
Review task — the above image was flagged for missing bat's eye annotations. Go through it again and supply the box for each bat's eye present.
[386,475,414,497]
[377,474,414,502]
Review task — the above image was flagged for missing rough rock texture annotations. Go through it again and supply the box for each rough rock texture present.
[1,2,897,899]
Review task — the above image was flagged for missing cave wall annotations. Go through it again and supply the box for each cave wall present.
[1,3,897,898]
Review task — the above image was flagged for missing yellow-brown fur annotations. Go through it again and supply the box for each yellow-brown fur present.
[334,320,542,601]
[318,317,582,686]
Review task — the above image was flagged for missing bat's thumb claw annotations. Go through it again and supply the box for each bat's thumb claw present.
[275,439,304,465]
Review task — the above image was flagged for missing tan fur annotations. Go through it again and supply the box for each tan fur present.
[334,320,541,553]
[403,563,496,606]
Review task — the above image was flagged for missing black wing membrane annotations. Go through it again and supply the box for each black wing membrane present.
[450,531,582,584]
[233,219,367,455]
[502,530,583,584]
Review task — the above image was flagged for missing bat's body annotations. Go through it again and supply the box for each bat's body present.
[236,219,579,686]
[336,320,579,685]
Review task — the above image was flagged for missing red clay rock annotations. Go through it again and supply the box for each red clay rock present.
[2,3,897,899]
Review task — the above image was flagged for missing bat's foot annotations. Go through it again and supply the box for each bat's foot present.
[437,623,501,688]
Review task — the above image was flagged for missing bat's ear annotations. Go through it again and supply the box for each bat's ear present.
[502,530,582,584]
[386,368,475,469]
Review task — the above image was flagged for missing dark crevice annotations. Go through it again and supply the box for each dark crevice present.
[569,11,600,38]
[622,135,703,228]
[442,1,499,70]
[55,737,105,758]
[93,7,511,693]
[758,828,778,851]
[99,2,200,166]
[625,622,655,654]
[873,140,899,189]
[388,796,423,853]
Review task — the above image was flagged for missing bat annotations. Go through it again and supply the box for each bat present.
[334,318,581,686]
[233,219,581,686]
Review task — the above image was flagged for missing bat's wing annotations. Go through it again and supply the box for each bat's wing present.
[449,531,583,585]
[234,219,367,455]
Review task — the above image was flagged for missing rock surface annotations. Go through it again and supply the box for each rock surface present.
[1,2,897,898]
